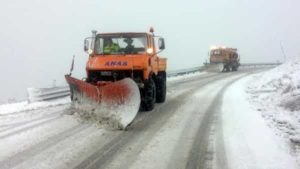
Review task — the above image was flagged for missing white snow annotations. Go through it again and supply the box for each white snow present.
[0,70,210,169]
[167,71,207,83]
[72,78,141,129]
[12,126,109,169]
[0,97,70,115]
[0,115,79,161]
[222,74,299,168]
[4,66,300,168]
[111,74,242,169]
[0,71,205,116]
[249,57,300,112]
[247,57,300,161]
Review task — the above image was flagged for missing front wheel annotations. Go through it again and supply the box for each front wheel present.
[142,77,156,111]
[156,72,166,103]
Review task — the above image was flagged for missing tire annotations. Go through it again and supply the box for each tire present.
[223,65,230,72]
[142,77,156,111]
[156,72,166,103]
[232,62,239,71]
[232,66,237,71]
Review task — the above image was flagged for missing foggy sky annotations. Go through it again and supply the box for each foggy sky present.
[0,0,299,102]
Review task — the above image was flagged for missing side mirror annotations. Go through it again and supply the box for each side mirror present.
[84,39,89,52]
[158,38,165,50]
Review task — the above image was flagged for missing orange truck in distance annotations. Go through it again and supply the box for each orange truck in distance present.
[207,46,240,72]
[65,28,167,129]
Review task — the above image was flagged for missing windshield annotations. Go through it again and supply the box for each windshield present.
[94,34,148,55]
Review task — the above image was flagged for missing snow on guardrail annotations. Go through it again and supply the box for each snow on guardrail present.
[167,66,205,77]
[26,63,280,102]
[240,62,281,67]
[27,86,70,103]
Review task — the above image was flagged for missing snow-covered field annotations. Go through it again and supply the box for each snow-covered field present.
[1,66,300,169]
[0,97,71,115]
[0,71,206,115]
[223,76,299,168]
[247,57,300,164]
[222,57,300,168]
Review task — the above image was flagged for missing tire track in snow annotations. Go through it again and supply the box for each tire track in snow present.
[0,115,63,139]
[0,103,70,116]
[0,105,70,132]
[0,109,64,133]
[74,94,192,169]
[0,123,90,169]
[185,73,250,169]
[73,73,233,169]
[0,105,74,139]
[164,76,232,169]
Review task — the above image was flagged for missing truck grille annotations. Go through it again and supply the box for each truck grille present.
[88,70,143,83]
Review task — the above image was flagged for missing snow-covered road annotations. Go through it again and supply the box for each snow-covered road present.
[0,68,298,169]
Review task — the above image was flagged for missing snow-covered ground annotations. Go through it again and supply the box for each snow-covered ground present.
[0,97,70,115]
[167,71,207,83]
[222,57,300,168]
[0,70,214,169]
[249,57,300,155]
[248,57,300,144]
[223,76,299,168]
[2,66,300,168]
[0,71,206,115]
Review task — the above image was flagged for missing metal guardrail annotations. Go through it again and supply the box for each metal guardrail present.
[27,86,70,103]
[167,62,281,77]
[240,63,281,67]
[27,62,280,102]
[167,66,205,77]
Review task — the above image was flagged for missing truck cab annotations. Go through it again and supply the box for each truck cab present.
[83,29,167,110]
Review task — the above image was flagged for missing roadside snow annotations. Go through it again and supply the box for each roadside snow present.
[0,71,205,116]
[123,74,240,169]
[249,57,300,112]
[0,115,78,161]
[247,57,300,160]
[222,76,299,169]
[0,97,70,115]
[167,71,207,83]
[0,70,210,169]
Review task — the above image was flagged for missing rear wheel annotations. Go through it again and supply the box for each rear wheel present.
[232,66,237,71]
[225,65,231,72]
[232,62,239,71]
[156,71,166,103]
[142,77,156,111]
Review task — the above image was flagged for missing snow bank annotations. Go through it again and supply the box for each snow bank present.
[249,57,300,111]
[167,71,207,83]
[222,76,299,169]
[247,56,300,163]
[0,97,70,115]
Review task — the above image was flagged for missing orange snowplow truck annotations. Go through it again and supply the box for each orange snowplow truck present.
[66,28,167,116]
[209,47,240,72]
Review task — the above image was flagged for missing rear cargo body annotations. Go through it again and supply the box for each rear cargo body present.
[208,47,240,72]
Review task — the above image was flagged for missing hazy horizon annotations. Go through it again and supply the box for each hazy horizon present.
[0,0,299,102]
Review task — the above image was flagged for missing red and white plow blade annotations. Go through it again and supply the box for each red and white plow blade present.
[65,75,140,129]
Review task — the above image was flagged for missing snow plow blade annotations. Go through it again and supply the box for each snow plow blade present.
[65,75,140,129]
[204,63,224,72]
